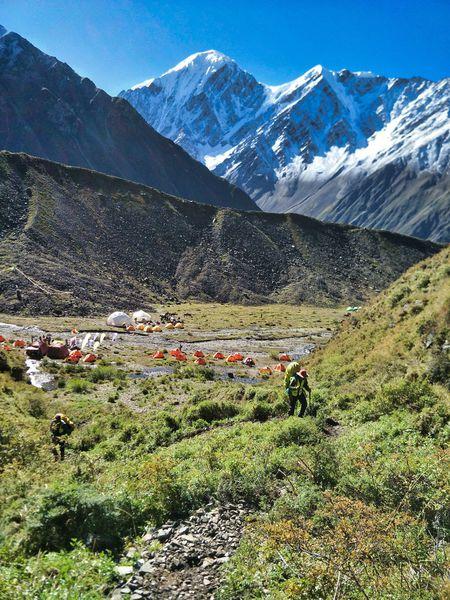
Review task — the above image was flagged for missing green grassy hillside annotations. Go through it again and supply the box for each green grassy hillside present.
[0,248,448,598]
[218,246,450,599]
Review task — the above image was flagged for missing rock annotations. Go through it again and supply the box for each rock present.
[113,503,250,599]
[180,533,197,543]
[115,565,134,577]
[139,561,154,574]
[202,557,217,567]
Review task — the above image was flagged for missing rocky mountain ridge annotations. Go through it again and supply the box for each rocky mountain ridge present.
[0,30,256,211]
[0,151,440,314]
[122,50,450,241]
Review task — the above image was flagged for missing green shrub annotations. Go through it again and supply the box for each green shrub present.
[390,285,411,307]
[428,352,450,387]
[272,418,320,447]
[27,395,46,418]
[417,275,431,289]
[88,366,126,383]
[23,484,141,554]
[247,401,273,422]
[0,541,117,600]
[375,379,437,413]
[185,400,240,424]
[67,378,91,394]
[174,365,214,381]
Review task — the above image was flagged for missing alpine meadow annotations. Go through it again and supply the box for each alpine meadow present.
[0,5,448,600]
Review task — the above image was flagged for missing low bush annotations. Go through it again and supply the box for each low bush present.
[247,401,273,422]
[23,484,141,554]
[0,541,117,600]
[87,366,126,383]
[66,378,91,394]
[185,400,240,424]
[271,417,321,447]
[174,365,214,381]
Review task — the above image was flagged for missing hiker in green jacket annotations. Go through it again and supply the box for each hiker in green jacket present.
[50,413,74,461]
[286,367,311,417]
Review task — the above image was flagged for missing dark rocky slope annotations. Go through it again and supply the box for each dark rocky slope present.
[0,152,441,315]
[0,27,255,211]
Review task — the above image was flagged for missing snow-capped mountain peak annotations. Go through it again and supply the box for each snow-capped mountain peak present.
[167,49,234,73]
[131,49,235,90]
[121,53,450,242]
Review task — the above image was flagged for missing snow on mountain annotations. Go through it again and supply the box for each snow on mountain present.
[121,52,450,241]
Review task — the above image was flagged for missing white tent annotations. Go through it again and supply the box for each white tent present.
[133,310,152,323]
[107,311,133,327]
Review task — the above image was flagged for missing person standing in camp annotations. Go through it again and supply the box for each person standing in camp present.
[285,363,311,417]
[50,413,74,461]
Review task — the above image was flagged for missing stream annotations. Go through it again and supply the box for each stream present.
[25,359,58,391]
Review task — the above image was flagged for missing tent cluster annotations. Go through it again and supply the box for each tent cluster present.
[0,335,27,352]
[1,330,107,364]
[23,336,99,364]
[107,311,184,332]
[148,349,293,376]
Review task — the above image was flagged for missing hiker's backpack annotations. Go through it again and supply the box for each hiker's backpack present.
[288,374,304,397]
[61,416,75,435]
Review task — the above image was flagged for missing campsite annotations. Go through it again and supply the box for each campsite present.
[0,250,448,599]
[0,303,340,396]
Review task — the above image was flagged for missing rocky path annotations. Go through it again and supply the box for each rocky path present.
[111,503,249,599]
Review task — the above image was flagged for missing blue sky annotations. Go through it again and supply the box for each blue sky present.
[1,0,449,94]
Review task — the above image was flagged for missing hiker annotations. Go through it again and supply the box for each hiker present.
[286,365,311,417]
[50,413,74,461]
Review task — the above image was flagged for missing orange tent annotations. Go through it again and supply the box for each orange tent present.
[259,366,272,375]
[71,328,79,334]
[0,335,5,343]
[226,355,238,362]
[193,350,205,358]
[176,353,187,361]
[169,348,181,357]
[126,325,136,332]
[213,352,225,359]
[83,353,97,363]
[137,324,145,331]
[279,353,291,362]
[152,325,162,332]
[67,350,83,363]
[233,353,244,361]
[153,350,165,359]
[174,322,184,329]
[3,345,11,351]
[145,326,153,333]
[13,340,26,348]
[165,323,175,330]
[274,363,286,372]
[195,357,207,366]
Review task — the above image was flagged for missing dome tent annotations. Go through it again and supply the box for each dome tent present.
[107,311,133,327]
[133,310,152,323]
